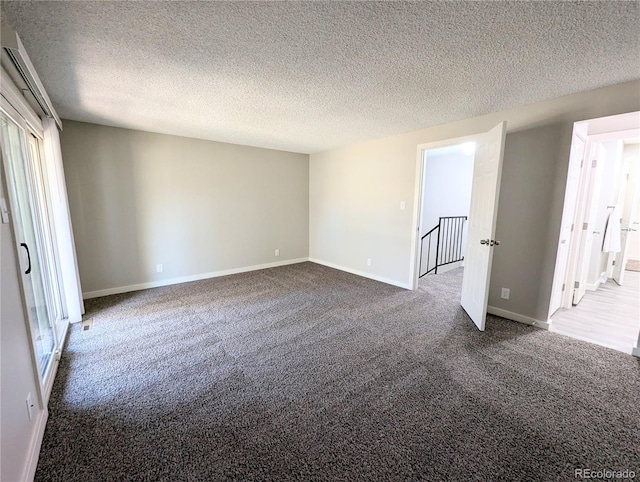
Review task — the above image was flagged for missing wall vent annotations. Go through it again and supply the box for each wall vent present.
[81,318,94,331]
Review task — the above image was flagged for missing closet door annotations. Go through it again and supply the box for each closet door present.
[1,109,56,383]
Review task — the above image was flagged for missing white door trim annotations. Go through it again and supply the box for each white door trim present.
[548,130,587,317]
[410,133,482,290]
[551,115,640,316]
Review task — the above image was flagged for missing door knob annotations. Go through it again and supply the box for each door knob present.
[490,240,501,246]
[480,239,490,245]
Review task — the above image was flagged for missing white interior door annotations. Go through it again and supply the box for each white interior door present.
[613,157,640,284]
[460,121,506,331]
[549,132,586,316]
[573,144,606,305]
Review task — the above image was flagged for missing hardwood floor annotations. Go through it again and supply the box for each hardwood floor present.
[550,270,640,354]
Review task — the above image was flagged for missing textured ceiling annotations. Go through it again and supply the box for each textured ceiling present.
[1,1,639,154]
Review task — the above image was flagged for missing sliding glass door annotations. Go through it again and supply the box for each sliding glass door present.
[1,106,63,385]
[26,133,67,330]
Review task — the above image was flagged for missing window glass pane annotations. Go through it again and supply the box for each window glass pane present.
[1,112,54,376]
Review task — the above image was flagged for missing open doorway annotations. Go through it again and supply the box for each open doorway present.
[417,142,475,277]
[411,122,507,331]
[549,111,640,354]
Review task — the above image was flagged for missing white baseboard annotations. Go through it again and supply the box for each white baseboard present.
[308,258,412,290]
[83,258,310,299]
[23,408,48,482]
[436,260,463,274]
[487,306,550,330]
[586,281,600,291]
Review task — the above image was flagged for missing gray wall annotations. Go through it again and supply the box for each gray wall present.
[61,121,309,296]
[490,123,573,321]
[310,80,640,322]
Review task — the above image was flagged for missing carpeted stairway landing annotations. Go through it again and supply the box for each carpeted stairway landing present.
[36,262,639,481]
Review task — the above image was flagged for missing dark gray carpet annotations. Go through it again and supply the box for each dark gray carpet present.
[36,262,639,481]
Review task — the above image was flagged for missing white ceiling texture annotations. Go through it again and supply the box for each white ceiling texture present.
[1,1,639,154]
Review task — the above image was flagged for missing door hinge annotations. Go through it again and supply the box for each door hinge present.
[582,222,588,230]
[571,224,574,232]
[562,283,565,292]
[574,281,580,289]
[612,260,616,266]
[580,159,584,168]
[592,159,597,168]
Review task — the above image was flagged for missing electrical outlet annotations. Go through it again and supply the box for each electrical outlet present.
[26,393,33,421]
[156,264,164,273]
[367,258,372,266]
[275,249,279,256]
[501,288,510,300]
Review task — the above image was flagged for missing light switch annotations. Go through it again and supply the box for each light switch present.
[400,201,406,210]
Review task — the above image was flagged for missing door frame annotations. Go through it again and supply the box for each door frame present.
[548,128,587,316]
[410,132,482,291]
[2,68,83,325]
[550,122,640,317]
[572,142,606,305]
[612,145,640,284]
[1,98,49,408]
[0,88,67,406]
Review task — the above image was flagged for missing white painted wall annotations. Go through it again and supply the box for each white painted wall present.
[309,80,640,321]
[420,147,474,235]
[1,173,47,482]
[60,121,309,297]
[586,141,622,287]
[587,112,640,136]
[418,146,473,275]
